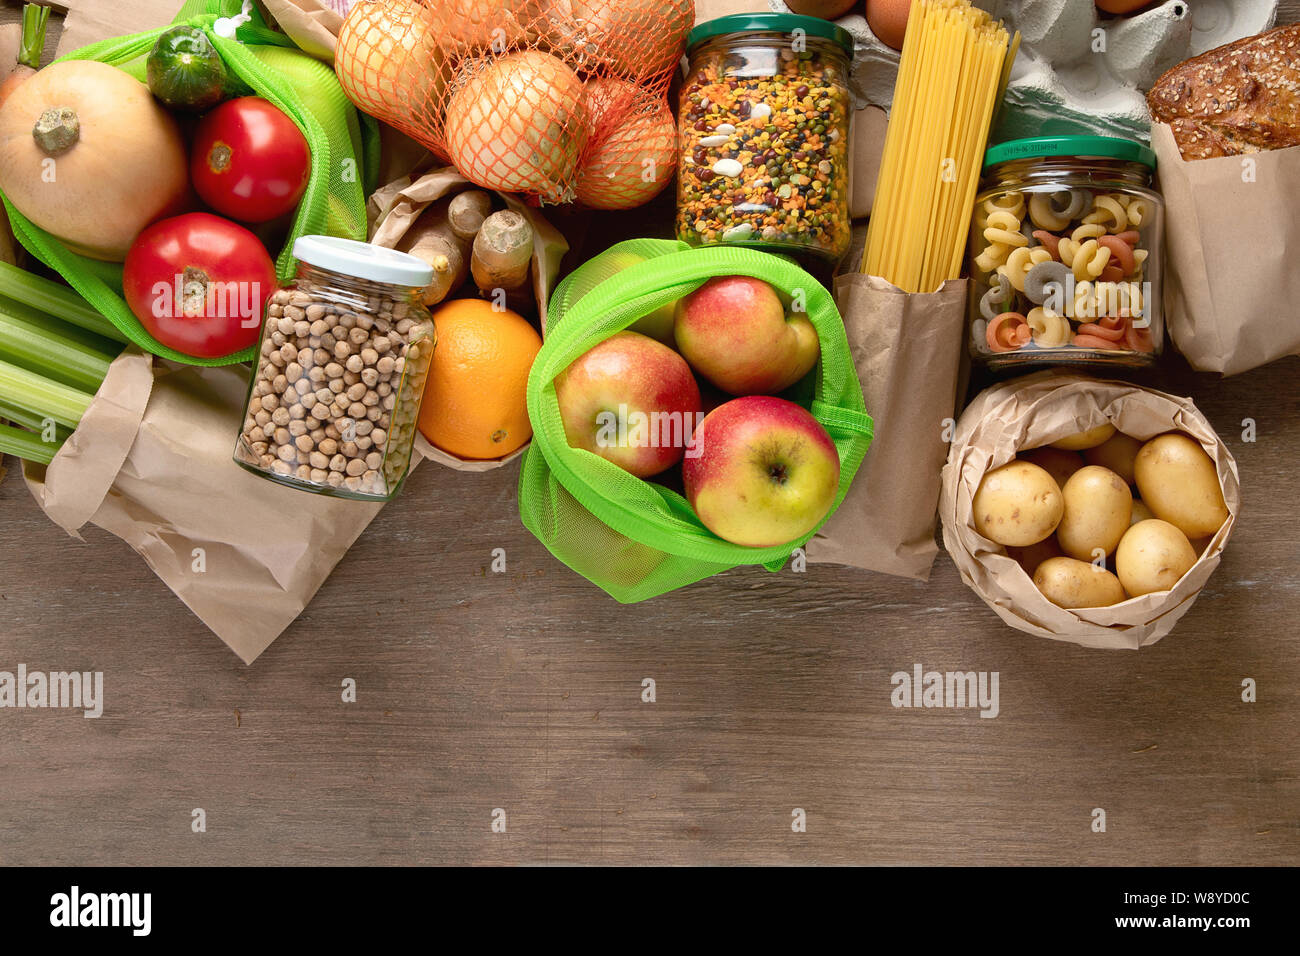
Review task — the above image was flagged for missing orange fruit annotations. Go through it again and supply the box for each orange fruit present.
[418,298,542,460]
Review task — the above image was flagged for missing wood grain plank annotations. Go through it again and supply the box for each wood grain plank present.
[2,356,1297,866]
[0,0,1297,868]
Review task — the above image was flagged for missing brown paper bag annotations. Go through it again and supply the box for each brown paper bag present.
[0,19,21,71]
[1153,123,1300,376]
[24,350,388,664]
[53,0,183,56]
[939,371,1240,649]
[258,0,343,60]
[369,166,568,470]
[849,104,887,220]
[808,274,969,580]
[368,166,569,316]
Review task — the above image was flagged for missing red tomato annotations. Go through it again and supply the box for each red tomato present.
[123,213,278,359]
[191,97,310,223]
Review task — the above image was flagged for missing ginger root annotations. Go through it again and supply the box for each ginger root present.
[470,210,533,293]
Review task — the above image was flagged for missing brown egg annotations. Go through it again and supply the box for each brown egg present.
[866,0,912,51]
[1094,0,1155,14]
[785,0,859,19]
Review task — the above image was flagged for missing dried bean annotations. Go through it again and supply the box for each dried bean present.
[237,279,433,499]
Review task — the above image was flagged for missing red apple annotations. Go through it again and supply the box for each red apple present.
[683,396,841,547]
[674,276,820,396]
[555,331,702,478]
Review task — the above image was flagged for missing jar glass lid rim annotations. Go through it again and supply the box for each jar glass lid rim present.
[984,135,1157,170]
[687,14,855,55]
[292,235,434,287]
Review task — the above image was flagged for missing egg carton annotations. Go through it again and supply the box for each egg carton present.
[769,0,1279,141]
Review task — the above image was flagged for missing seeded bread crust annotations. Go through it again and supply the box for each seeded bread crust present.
[1147,24,1300,161]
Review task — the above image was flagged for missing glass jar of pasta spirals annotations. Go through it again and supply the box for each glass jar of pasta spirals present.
[968,136,1164,371]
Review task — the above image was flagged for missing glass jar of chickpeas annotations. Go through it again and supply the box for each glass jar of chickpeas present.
[233,237,435,501]
[968,136,1165,371]
[677,14,854,264]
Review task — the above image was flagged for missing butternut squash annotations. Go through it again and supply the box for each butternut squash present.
[0,60,189,261]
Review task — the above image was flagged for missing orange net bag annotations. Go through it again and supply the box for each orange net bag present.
[336,0,691,207]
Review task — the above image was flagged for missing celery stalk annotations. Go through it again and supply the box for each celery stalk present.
[0,389,71,450]
[0,305,113,392]
[0,422,55,465]
[0,262,127,344]
[0,358,91,428]
[0,291,121,357]
[0,395,70,439]
[16,4,50,72]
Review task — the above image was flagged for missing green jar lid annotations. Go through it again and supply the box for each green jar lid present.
[687,13,855,56]
[983,135,1157,170]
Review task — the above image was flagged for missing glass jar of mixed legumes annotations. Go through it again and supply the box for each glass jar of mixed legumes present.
[233,237,435,502]
[969,135,1165,372]
[677,14,853,264]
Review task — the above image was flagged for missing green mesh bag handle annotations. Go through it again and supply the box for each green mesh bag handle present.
[518,240,873,603]
[0,0,372,366]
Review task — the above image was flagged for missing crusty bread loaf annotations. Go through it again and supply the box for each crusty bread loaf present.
[1147,24,1300,161]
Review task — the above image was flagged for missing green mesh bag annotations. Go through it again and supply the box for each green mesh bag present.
[519,240,874,603]
[1,0,379,366]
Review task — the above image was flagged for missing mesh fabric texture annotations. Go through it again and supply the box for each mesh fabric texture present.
[334,0,690,206]
[518,239,874,602]
[0,0,375,366]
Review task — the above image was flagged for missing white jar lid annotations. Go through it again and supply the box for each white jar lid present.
[292,235,434,287]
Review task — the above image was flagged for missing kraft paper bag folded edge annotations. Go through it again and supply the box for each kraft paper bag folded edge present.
[259,0,342,60]
[808,274,969,581]
[939,371,1240,650]
[89,363,385,665]
[25,358,388,665]
[1153,122,1300,376]
[22,349,155,538]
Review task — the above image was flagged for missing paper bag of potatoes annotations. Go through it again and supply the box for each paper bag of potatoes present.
[939,372,1240,649]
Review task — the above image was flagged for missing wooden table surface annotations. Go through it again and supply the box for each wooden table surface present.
[1,2,1298,868]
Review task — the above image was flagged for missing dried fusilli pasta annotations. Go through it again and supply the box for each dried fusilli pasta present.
[975,193,1026,230]
[1026,306,1071,347]
[1028,192,1071,231]
[1058,238,1111,281]
[1123,196,1152,228]
[983,210,1028,248]
[976,242,1013,274]
[1082,194,1129,233]
[999,246,1053,292]
[1070,222,1107,242]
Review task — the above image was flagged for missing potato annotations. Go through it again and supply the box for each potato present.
[1051,423,1116,451]
[1007,535,1063,577]
[1083,431,1143,485]
[1057,465,1133,560]
[973,461,1064,547]
[1018,447,1084,490]
[1134,432,1229,539]
[1033,557,1128,609]
[1116,519,1197,597]
[1129,499,1155,526]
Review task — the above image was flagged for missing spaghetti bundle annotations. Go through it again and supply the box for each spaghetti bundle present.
[862,0,1019,293]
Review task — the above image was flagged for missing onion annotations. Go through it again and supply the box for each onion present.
[445,51,588,202]
[576,78,676,209]
[571,0,694,80]
[336,0,449,136]
[424,0,533,54]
